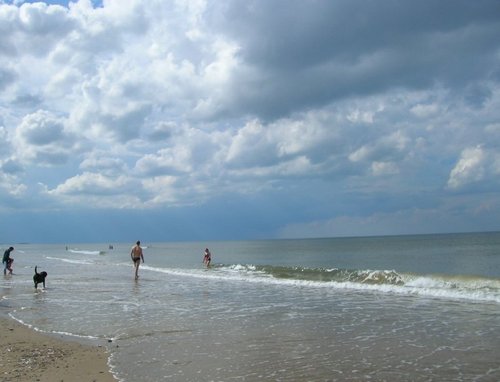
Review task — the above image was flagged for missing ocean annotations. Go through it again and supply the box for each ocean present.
[1,232,500,381]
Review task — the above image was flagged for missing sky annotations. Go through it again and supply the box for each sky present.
[1,0,500,244]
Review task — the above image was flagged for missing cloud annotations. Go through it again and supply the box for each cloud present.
[79,151,126,174]
[0,67,17,91]
[13,109,79,165]
[0,2,74,58]
[48,171,126,195]
[210,0,500,119]
[1,158,23,175]
[447,146,500,190]
[44,171,141,208]
[135,146,193,176]
[349,131,409,165]
[1,0,500,240]
[410,103,440,118]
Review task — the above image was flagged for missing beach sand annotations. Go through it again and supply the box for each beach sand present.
[0,317,116,382]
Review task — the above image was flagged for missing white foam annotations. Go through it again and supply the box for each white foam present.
[46,256,94,265]
[140,264,500,304]
[68,249,103,256]
[8,312,100,340]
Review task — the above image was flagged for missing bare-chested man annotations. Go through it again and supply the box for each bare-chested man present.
[130,241,144,280]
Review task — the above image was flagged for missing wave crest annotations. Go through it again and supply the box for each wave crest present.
[250,265,405,285]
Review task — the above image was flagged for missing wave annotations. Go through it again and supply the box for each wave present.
[68,249,105,256]
[46,256,94,265]
[247,265,405,285]
[255,264,500,303]
[143,263,500,304]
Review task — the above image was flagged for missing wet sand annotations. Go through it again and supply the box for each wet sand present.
[0,317,116,382]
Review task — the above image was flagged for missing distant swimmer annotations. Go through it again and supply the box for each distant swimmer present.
[130,241,144,280]
[203,248,212,268]
[2,246,14,275]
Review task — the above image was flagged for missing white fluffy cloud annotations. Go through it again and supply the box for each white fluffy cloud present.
[14,109,80,165]
[447,146,500,190]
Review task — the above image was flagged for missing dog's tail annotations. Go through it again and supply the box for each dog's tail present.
[35,265,38,275]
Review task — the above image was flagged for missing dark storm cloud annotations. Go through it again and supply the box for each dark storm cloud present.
[207,0,500,119]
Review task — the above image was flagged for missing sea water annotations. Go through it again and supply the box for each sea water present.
[1,232,500,381]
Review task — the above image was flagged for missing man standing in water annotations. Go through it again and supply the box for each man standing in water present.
[130,241,144,280]
[2,246,14,275]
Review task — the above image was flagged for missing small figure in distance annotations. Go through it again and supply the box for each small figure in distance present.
[2,246,14,275]
[130,241,144,280]
[203,248,211,268]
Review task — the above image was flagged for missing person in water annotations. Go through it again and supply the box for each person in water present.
[130,241,144,279]
[203,248,211,268]
[2,246,14,275]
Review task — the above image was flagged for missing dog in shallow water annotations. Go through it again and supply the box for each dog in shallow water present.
[33,266,48,289]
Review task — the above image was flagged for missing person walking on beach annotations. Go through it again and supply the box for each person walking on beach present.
[130,241,144,280]
[3,246,14,275]
[203,248,212,268]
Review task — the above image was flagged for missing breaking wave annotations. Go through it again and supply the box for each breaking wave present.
[200,264,500,304]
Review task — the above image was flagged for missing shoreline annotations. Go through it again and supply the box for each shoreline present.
[0,314,117,382]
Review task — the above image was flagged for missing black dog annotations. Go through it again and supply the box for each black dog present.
[33,266,48,289]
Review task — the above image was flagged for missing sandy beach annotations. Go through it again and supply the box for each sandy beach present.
[0,317,116,382]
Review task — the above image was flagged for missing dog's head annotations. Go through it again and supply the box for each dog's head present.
[39,271,48,278]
